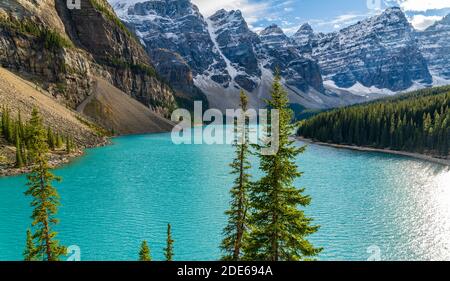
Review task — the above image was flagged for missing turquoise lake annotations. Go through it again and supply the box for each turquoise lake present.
[0,130,449,261]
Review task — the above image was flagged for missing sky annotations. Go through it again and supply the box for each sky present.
[191,0,450,34]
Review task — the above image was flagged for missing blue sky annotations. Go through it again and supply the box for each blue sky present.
[192,0,450,34]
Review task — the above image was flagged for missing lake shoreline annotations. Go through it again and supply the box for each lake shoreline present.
[297,137,450,167]
[0,138,111,178]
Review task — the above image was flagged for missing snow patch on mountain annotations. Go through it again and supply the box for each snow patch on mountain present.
[205,18,238,81]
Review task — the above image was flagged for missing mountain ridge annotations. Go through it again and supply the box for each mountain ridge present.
[109,1,450,111]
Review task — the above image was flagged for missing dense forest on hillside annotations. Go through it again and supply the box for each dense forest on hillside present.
[298,86,450,157]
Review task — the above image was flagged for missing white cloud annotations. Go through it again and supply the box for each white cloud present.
[387,0,450,12]
[191,0,269,17]
[312,13,371,28]
[409,14,443,30]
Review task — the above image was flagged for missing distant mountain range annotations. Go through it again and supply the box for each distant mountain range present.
[1,0,449,122]
[109,0,450,110]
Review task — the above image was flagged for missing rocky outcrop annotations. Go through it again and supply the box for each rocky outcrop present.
[0,1,93,107]
[0,0,177,117]
[150,48,209,111]
[304,7,432,91]
[61,0,176,116]
[417,14,450,81]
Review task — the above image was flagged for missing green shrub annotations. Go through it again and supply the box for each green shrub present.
[0,17,72,50]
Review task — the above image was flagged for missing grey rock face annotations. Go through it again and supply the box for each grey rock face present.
[292,23,316,55]
[117,0,230,86]
[150,48,209,111]
[417,14,450,80]
[259,24,324,92]
[208,9,261,91]
[304,7,432,91]
[0,0,177,116]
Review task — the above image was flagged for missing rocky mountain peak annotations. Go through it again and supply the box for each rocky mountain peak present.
[442,13,450,24]
[260,24,285,36]
[418,13,450,80]
[259,24,290,49]
[312,6,431,91]
[207,8,261,91]
[209,9,247,31]
[426,13,450,31]
[292,23,316,52]
[296,23,313,34]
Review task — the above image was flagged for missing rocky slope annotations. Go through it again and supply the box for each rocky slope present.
[77,77,174,135]
[0,0,176,124]
[417,14,450,82]
[0,66,104,147]
[298,7,433,92]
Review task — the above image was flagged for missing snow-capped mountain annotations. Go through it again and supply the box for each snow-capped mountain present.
[298,7,433,92]
[108,1,450,110]
[292,23,317,55]
[258,24,324,93]
[207,9,260,92]
[417,14,450,83]
[109,0,342,110]
[110,0,228,82]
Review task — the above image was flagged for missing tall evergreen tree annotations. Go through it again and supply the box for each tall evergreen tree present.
[15,128,24,168]
[23,229,37,261]
[24,108,66,261]
[139,240,152,261]
[244,74,322,261]
[164,223,174,261]
[221,91,251,261]
[65,135,72,154]
[56,133,63,149]
[47,127,55,151]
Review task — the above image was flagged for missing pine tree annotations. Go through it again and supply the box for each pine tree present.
[24,108,66,261]
[221,91,251,261]
[139,240,151,261]
[2,108,14,143]
[47,127,55,151]
[56,133,63,149]
[17,110,24,138]
[164,223,174,261]
[15,128,24,168]
[244,74,322,261]
[65,135,71,154]
[24,229,37,261]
